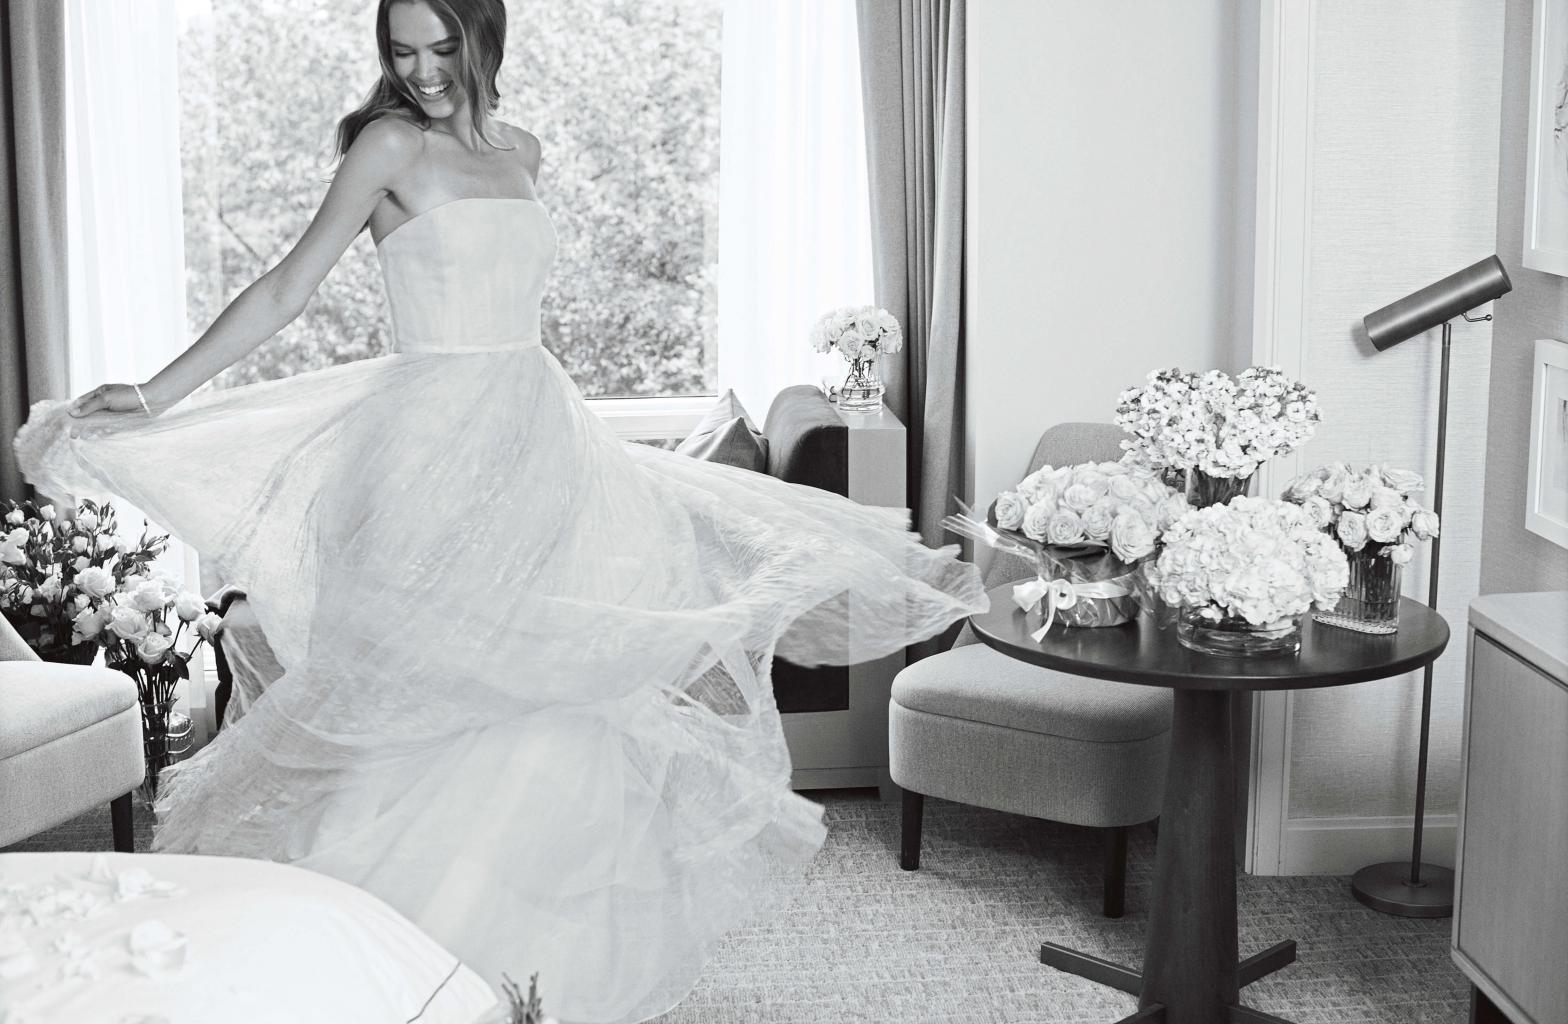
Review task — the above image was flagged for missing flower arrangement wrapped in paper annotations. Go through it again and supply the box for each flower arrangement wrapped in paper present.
[943,458,1188,638]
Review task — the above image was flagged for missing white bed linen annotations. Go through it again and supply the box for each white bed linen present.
[0,852,498,1023]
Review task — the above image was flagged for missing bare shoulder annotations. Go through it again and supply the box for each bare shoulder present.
[352,114,426,165]
[498,121,542,178]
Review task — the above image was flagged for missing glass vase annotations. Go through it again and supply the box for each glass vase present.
[138,697,193,802]
[1185,469,1252,509]
[1177,606,1303,657]
[838,349,884,414]
[1314,548,1401,634]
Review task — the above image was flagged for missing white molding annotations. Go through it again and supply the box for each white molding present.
[1247,0,1316,878]
[1277,814,1456,876]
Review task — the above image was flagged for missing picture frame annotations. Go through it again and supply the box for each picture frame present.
[1526,338,1568,548]
[1525,0,1568,276]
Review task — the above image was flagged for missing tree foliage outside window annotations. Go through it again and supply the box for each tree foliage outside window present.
[178,0,720,398]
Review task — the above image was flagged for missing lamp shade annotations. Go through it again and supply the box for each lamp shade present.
[1364,255,1512,351]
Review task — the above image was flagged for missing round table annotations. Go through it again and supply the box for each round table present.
[968,589,1450,1024]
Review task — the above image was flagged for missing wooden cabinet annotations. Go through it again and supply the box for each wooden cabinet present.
[1453,592,1568,1024]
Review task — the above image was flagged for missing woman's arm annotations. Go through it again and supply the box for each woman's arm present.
[70,117,423,419]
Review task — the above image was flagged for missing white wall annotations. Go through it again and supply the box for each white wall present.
[965,0,1252,516]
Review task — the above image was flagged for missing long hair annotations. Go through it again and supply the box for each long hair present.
[333,0,511,163]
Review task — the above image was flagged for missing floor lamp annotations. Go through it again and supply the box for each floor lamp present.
[1354,254,1513,918]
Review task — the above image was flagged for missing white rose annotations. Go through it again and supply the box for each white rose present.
[38,504,56,521]
[1021,501,1054,542]
[128,580,168,614]
[75,565,116,599]
[1046,510,1087,546]
[836,331,865,360]
[37,573,63,600]
[1016,468,1059,507]
[1080,504,1115,542]
[1157,494,1191,531]
[1389,543,1414,565]
[1364,506,1404,545]
[1341,474,1375,510]
[807,324,831,354]
[111,536,133,554]
[1301,495,1334,530]
[1319,466,1351,503]
[136,633,173,665]
[1283,475,1321,501]
[71,605,105,642]
[1108,475,1142,502]
[1061,483,1098,513]
[194,611,224,645]
[6,527,28,547]
[1337,510,1369,552]
[173,591,206,623]
[1379,466,1424,494]
[107,606,151,641]
[1109,511,1156,562]
[76,511,99,531]
[71,535,89,553]
[1410,508,1440,541]
[1368,486,1404,511]
[72,556,90,572]
[994,491,1027,532]
[854,313,880,341]
[4,509,22,526]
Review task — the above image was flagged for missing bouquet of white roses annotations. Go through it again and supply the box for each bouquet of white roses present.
[808,305,903,361]
[1281,463,1439,565]
[0,498,169,663]
[1115,366,1319,480]
[943,457,1186,633]
[1146,496,1349,629]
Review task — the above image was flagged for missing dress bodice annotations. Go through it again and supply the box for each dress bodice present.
[374,197,556,353]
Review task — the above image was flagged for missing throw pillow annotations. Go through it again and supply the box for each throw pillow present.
[674,389,768,472]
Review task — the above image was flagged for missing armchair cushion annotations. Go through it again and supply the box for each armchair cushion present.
[0,664,136,759]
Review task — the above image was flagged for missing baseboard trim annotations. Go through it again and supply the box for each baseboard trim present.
[1275,814,1457,876]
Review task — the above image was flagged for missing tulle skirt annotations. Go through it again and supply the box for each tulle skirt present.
[14,345,986,1022]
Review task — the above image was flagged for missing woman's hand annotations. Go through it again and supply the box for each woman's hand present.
[69,383,150,418]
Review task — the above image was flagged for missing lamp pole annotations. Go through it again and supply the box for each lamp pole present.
[1350,309,1487,918]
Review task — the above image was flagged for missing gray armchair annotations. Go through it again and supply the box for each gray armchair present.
[888,423,1172,917]
[0,615,142,851]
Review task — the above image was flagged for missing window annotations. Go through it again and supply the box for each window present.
[177,0,722,401]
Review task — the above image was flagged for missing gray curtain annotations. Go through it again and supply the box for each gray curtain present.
[857,0,965,655]
[0,0,70,504]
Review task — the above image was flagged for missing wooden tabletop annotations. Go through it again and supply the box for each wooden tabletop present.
[969,588,1449,692]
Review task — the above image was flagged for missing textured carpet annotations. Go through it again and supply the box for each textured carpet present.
[6,791,1468,1023]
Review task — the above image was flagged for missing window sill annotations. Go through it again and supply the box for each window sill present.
[585,395,713,440]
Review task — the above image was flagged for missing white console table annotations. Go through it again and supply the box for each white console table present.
[781,403,906,796]
[1453,591,1568,1024]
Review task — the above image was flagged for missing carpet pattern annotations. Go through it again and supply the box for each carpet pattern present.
[4,791,1468,1023]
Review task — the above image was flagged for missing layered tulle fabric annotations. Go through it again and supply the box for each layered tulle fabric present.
[13,198,986,1023]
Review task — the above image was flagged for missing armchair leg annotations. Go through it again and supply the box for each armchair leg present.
[900,788,924,871]
[111,792,135,852]
[1103,824,1128,918]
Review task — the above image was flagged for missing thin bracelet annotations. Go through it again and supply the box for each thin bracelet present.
[132,383,153,418]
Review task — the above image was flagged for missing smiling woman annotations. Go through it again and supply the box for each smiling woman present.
[176,0,722,399]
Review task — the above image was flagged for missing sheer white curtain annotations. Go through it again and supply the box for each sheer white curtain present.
[65,0,206,689]
[716,0,874,420]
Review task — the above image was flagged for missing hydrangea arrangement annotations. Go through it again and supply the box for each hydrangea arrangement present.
[1146,496,1350,629]
[992,458,1188,564]
[1114,366,1320,479]
[1281,463,1439,564]
[808,305,904,361]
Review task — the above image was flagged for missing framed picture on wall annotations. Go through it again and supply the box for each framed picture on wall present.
[1527,338,1568,547]
[1526,0,1568,275]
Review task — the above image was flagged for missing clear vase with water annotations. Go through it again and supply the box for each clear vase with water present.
[1314,548,1401,634]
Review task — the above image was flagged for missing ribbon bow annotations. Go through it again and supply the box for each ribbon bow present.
[1012,574,1133,641]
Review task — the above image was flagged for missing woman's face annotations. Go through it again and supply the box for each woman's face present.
[388,1,466,119]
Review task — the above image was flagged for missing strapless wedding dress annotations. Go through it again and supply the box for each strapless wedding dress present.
[14,196,986,1022]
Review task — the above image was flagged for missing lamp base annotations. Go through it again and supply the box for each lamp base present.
[1350,861,1454,918]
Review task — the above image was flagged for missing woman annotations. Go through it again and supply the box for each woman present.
[15,1,986,1020]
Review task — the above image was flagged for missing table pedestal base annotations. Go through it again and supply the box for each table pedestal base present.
[1038,691,1303,1024]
